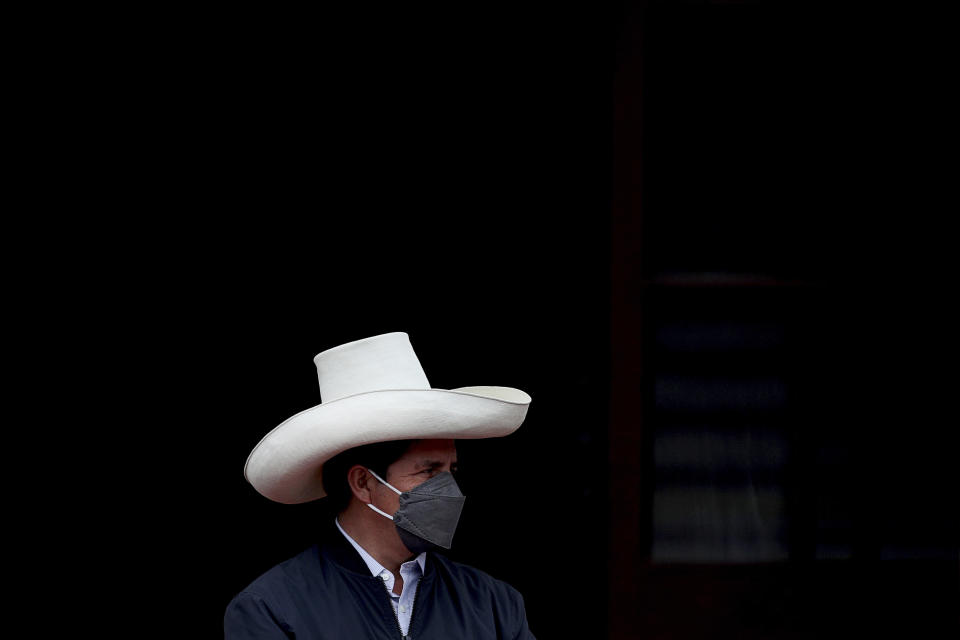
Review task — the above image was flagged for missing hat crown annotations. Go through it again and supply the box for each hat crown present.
[314,332,431,403]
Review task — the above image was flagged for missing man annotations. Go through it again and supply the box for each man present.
[225,331,535,639]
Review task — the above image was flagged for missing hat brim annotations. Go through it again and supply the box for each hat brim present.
[244,386,531,504]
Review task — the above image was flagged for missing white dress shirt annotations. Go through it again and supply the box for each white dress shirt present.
[335,517,426,636]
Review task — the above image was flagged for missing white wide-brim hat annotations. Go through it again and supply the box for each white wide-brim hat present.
[244,332,532,504]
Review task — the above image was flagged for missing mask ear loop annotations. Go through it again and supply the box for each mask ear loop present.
[367,503,395,520]
[365,468,402,520]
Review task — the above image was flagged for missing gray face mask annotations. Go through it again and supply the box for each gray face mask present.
[366,468,466,554]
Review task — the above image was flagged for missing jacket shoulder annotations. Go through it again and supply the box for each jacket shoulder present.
[226,546,321,619]
[429,553,524,600]
[237,545,320,598]
[224,546,322,637]
[428,554,534,638]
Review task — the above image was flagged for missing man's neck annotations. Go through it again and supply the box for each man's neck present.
[337,502,416,575]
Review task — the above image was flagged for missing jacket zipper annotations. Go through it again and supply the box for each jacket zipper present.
[380,575,423,639]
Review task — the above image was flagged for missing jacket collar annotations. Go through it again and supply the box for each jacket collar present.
[320,517,434,578]
[335,517,427,578]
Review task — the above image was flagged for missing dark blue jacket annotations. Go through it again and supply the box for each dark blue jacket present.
[224,527,535,639]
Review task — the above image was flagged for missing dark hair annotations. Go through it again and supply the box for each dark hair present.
[321,439,419,513]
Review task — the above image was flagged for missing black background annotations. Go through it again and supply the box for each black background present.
[19,2,957,638]
[65,4,614,637]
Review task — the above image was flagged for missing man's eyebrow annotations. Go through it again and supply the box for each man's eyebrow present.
[415,459,459,469]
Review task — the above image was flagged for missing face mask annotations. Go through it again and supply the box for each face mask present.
[365,468,466,554]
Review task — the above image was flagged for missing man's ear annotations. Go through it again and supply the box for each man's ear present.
[346,465,374,503]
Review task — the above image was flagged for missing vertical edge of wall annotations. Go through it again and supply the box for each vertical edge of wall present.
[610,3,646,638]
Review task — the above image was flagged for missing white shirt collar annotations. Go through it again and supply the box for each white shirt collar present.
[335,517,427,578]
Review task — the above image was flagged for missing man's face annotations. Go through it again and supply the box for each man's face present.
[373,438,458,512]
